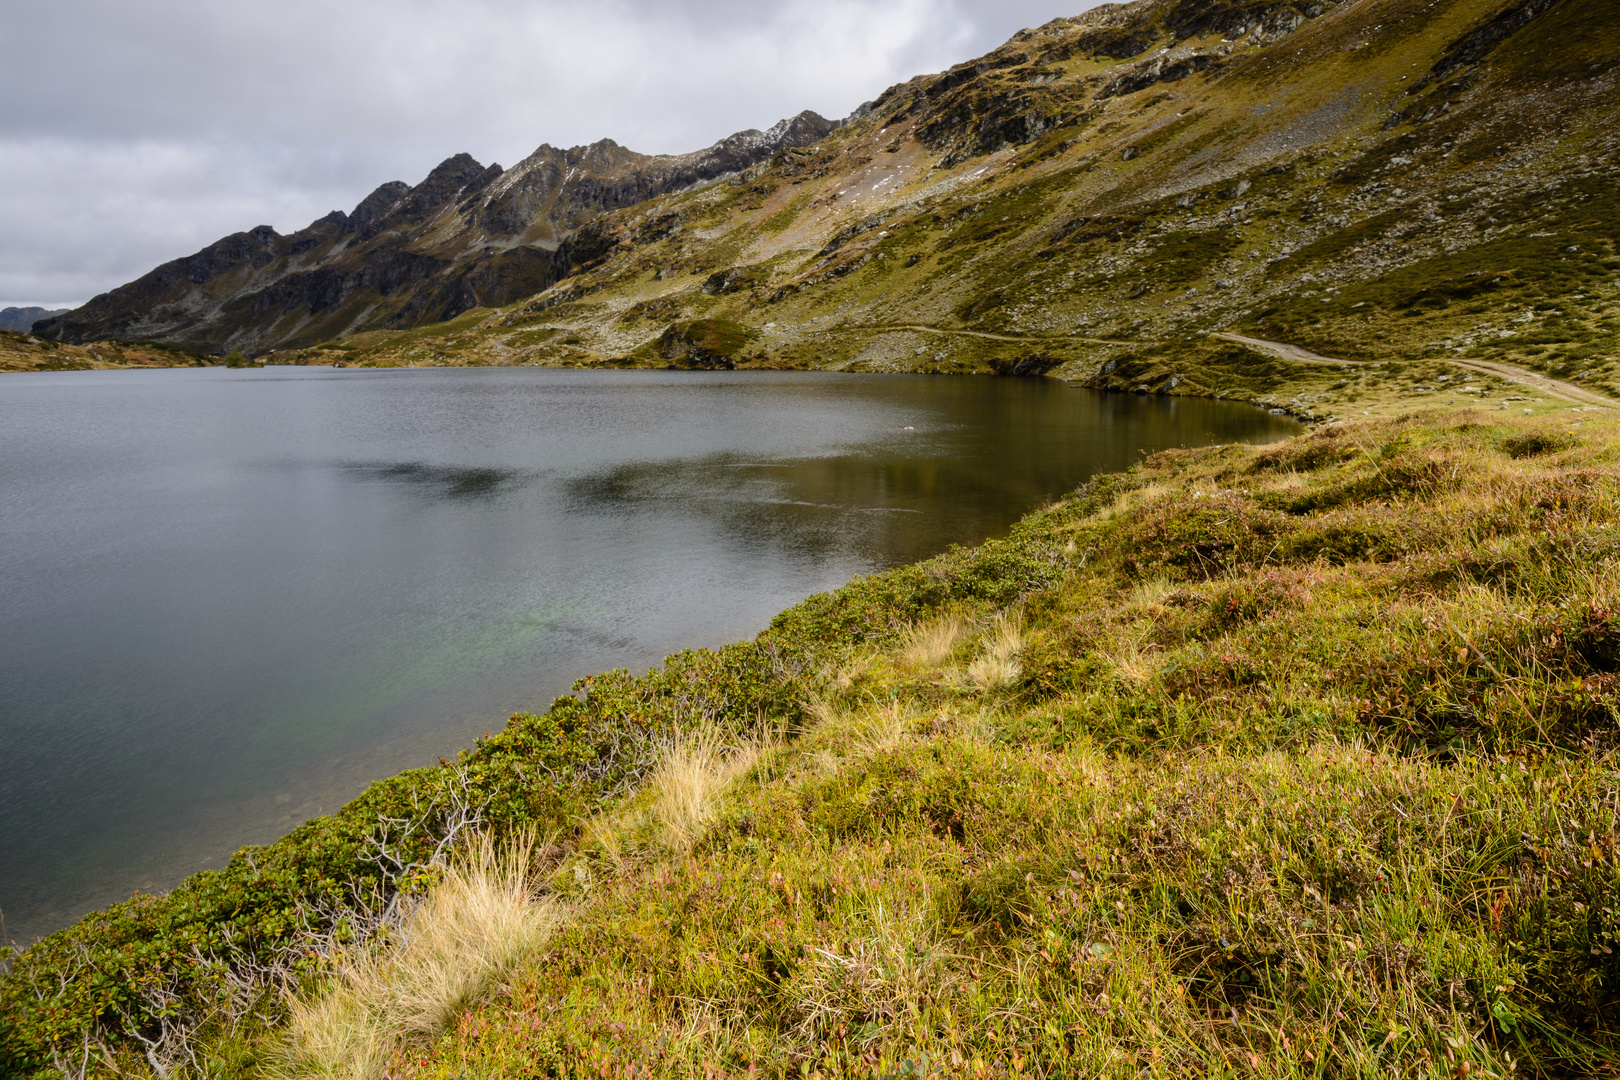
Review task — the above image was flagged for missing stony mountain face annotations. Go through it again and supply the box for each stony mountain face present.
[34,112,837,354]
[0,307,68,333]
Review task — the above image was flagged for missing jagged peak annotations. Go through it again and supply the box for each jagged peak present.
[351,181,410,223]
[411,154,501,203]
[685,111,837,161]
[766,110,834,139]
[565,139,639,170]
[424,152,488,179]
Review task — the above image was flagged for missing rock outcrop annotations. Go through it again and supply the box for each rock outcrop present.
[30,0,1620,415]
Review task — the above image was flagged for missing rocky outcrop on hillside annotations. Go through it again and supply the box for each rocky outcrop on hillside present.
[209,0,1607,430]
[36,112,837,355]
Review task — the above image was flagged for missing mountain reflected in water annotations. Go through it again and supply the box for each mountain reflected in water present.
[341,461,537,502]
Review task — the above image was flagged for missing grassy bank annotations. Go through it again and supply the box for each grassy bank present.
[5,406,1620,1077]
[0,330,209,373]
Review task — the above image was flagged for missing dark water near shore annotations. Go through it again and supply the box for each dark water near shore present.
[0,367,1296,943]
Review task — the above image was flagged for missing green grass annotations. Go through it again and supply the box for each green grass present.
[358,408,1620,1080]
[7,0,1620,1070]
[10,409,1619,1078]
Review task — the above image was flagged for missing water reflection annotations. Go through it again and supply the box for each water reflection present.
[342,462,535,501]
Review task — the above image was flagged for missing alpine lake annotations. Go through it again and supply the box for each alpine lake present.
[0,367,1297,944]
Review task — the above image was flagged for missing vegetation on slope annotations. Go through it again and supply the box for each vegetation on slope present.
[22,0,1620,421]
[6,406,1620,1077]
[62,0,1600,431]
[0,330,208,373]
[5,0,1620,1074]
[17,0,1619,435]
[358,409,1620,1079]
[31,115,840,357]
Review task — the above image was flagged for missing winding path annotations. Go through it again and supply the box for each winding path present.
[1211,332,1361,368]
[1213,332,1614,408]
[1435,357,1615,408]
[794,320,1612,407]
[813,323,1141,347]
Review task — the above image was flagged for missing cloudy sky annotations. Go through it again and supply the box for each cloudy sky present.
[0,0,1092,310]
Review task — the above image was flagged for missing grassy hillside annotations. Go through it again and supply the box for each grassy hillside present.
[337,409,1620,1079]
[25,0,1619,427]
[5,406,1620,1077]
[164,0,1616,428]
[0,330,208,372]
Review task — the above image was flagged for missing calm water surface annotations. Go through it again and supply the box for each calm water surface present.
[0,367,1296,942]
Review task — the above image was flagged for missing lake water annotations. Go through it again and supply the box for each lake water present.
[0,367,1296,944]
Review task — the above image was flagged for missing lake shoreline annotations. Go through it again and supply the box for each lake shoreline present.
[0,367,1293,951]
[6,405,1619,1077]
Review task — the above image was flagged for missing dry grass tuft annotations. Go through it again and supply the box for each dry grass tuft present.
[846,701,911,756]
[968,613,1024,688]
[790,882,960,1046]
[580,814,630,878]
[802,692,839,729]
[273,834,561,1080]
[649,728,767,851]
[899,613,969,670]
[1126,575,1174,610]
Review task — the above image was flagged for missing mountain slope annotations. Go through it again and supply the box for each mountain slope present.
[8,3,1620,1076]
[0,330,203,372]
[36,0,1619,426]
[252,0,1615,427]
[33,112,837,355]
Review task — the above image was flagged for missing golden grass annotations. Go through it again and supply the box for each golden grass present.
[967,612,1024,688]
[898,613,969,670]
[648,727,769,851]
[802,691,839,729]
[845,701,912,755]
[790,880,960,1046]
[287,412,1620,1078]
[272,834,561,1080]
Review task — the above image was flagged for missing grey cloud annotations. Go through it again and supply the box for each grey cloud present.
[0,0,1088,309]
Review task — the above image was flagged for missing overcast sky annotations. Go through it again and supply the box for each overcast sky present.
[0,0,1092,310]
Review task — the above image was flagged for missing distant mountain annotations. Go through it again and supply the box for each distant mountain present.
[0,307,69,333]
[35,112,838,354]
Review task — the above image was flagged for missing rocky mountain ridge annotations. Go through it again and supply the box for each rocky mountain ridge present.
[35,112,838,354]
[7,2,1620,1074]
